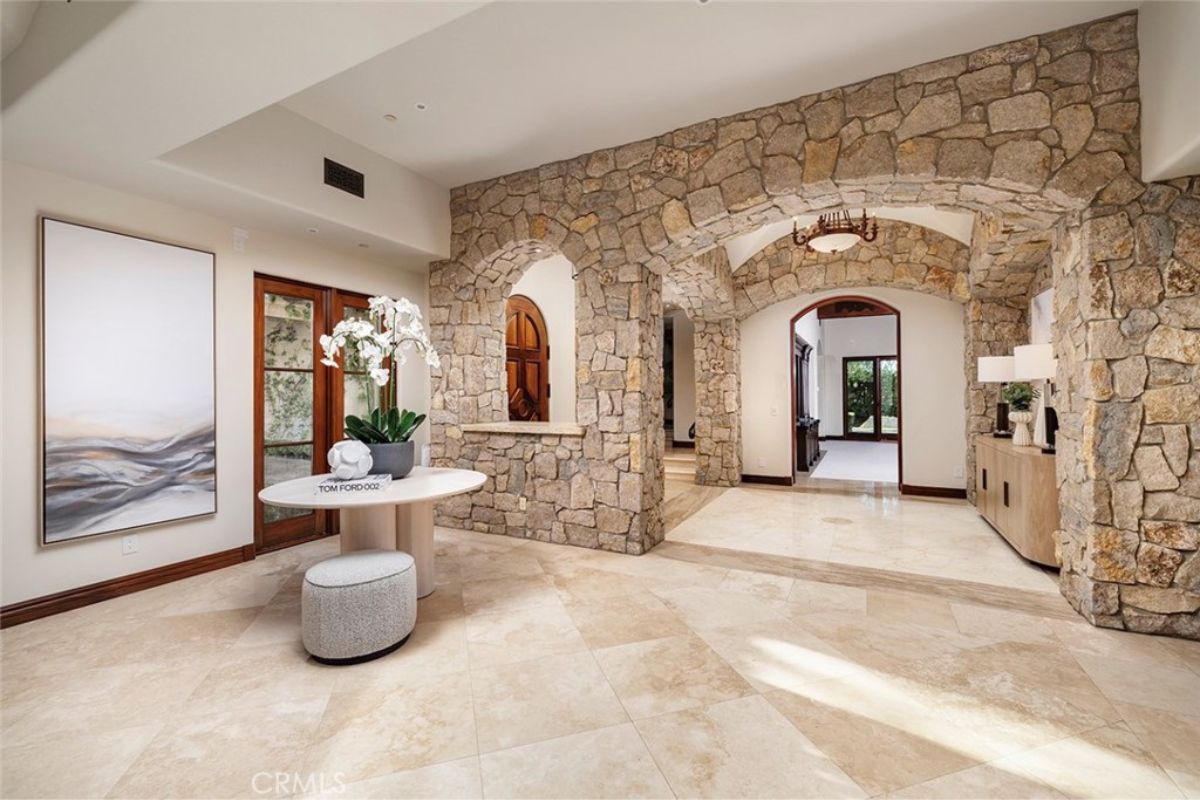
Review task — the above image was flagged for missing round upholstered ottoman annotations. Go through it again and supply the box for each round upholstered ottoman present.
[301,549,417,665]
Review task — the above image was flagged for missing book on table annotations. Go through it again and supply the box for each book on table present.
[315,474,393,494]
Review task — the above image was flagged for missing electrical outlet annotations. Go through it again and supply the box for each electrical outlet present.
[770,406,778,416]
[518,496,527,511]
[954,466,965,479]
[757,457,766,467]
[121,534,138,555]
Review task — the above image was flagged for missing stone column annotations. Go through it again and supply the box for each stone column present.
[1059,180,1200,638]
[576,260,665,554]
[693,318,742,487]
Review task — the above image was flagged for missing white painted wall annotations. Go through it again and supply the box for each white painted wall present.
[817,315,899,437]
[671,311,696,442]
[1139,1,1200,182]
[792,309,821,421]
[1,161,432,606]
[509,255,577,422]
[740,288,966,488]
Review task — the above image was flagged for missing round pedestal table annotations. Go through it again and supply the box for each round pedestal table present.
[258,466,485,598]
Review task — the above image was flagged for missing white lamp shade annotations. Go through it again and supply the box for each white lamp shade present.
[1014,344,1056,380]
[977,356,1015,383]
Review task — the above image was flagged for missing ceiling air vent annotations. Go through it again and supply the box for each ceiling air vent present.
[324,158,365,198]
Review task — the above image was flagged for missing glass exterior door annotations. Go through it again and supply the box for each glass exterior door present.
[879,357,898,438]
[844,358,878,439]
[843,356,898,440]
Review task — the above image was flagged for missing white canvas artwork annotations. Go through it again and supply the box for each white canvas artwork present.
[41,218,216,544]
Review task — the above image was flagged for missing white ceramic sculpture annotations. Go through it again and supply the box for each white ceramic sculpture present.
[327,439,373,480]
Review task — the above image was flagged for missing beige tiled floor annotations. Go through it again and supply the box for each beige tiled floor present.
[2,497,1198,799]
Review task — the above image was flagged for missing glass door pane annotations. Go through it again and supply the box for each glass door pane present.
[844,358,878,437]
[255,279,327,550]
[880,358,899,438]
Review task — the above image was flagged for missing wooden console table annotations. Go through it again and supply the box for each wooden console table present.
[974,436,1059,567]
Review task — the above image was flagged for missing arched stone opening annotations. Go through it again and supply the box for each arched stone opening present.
[787,295,904,484]
[430,12,1200,637]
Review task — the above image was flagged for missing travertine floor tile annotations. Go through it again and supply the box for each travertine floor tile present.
[109,697,327,799]
[2,516,1195,800]
[478,723,672,799]
[1116,703,1200,798]
[984,722,1183,799]
[651,585,788,630]
[464,603,587,667]
[470,651,627,752]
[1,723,160,800]
[305,672,476,785]
[307,756,482,799]
[594,633,753,719]
[1073,652,1200,717]
[636,694,866,798]
[695,617,865,694]
[565,592,689,649]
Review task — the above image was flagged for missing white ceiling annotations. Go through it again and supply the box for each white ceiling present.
[11,0,1198,271]
[282,0,1138,188]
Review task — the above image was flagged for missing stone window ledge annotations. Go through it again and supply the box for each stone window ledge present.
[461,421,586,437]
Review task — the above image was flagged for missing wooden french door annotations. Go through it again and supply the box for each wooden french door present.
[254,276,374,552]
[506,294,550,421]
[843,356,899,441]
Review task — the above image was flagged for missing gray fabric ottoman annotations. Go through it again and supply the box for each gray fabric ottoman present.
[301,549,417,664]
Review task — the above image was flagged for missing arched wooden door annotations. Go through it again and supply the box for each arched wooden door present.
[506,294,550,421]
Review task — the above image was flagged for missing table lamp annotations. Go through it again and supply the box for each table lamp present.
[977,355,1015,438]
[1014,344,1057,453]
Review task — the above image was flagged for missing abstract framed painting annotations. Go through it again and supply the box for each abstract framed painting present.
[40,217,217,545]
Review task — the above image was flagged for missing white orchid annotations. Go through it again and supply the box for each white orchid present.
[319,295,441,411]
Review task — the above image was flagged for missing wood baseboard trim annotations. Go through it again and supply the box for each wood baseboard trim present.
[901,484,968,499]
[669,440,695,449]
[0,544,256,629]
[741,473,794,486]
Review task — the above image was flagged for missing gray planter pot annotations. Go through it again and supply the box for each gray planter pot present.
[367,441,415,479]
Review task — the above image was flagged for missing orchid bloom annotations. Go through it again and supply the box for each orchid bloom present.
[318,295,441,411]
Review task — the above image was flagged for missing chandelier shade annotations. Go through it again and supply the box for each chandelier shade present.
[792,210,878,254]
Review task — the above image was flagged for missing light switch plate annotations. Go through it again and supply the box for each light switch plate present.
[121,534,138,555]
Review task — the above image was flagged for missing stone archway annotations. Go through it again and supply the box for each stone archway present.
[429,11,1200,637]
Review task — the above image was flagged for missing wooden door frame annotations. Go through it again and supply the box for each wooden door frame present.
[505,293,551,421]
[842,355,898,441]
[254,275,329,552]
[788,295,902,486]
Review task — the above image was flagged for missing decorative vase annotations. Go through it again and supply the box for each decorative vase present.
[1009,410,1034,447]
[367,441,415,479]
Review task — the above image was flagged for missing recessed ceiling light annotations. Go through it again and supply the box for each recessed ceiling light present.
[414,102,429,112]
[383,113,397,122]
[307,227,319,234]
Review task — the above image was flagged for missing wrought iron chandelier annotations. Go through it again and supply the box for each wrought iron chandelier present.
[792,210,878,254]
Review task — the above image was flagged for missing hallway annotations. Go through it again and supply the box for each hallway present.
[809,440,899,484]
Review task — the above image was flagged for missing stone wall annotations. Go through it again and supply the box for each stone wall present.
[427,10,1200,635]
[693,318,742,486]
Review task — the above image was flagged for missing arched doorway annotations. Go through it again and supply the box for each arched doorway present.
[505,294,550,421]
[789,295,902,487]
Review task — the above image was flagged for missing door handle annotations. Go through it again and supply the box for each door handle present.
[982,468,988,491]
[1003,481,1010,507]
